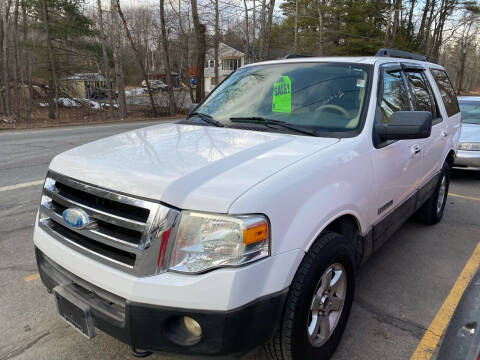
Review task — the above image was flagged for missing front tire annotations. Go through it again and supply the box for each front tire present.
[265,232,355,360]
[416,162,451,225]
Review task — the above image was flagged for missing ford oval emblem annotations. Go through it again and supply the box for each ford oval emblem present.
[62,208,91,230]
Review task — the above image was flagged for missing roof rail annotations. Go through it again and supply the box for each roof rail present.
[375,48,428,62]
[283,54,314,59]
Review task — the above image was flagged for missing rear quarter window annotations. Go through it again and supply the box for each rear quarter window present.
[430,69,460,117]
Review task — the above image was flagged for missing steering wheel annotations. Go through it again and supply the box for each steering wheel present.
[315,104,349,117]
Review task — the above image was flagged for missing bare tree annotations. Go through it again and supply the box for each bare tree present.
[170,0,194,102]
[243,0,249,63]
[41,0,58,120]
[214,0,219,85]
[159,0,176,114]
[294,0,298,52]
[317,0,324,55]
[191,0,206,102]
[110,0,127,119]
[265,0,275,59]
[116,0,157,115]
[96,0,114,120]
[12,0,18,118]
[392,0,402,45]
[259,0,265,60]
[252,0,256,60]
[21,1,31,122]
[2,0,11,115]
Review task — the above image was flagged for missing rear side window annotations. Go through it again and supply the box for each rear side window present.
[405,71,434,113]
[430,69,460,117]
[380,71,410,124]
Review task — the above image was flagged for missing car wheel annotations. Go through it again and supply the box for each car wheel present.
[416,162,451,225]
[265,231,355,360]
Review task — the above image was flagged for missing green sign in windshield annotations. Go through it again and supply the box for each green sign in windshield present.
[272,76,292,113]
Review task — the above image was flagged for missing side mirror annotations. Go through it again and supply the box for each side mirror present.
[188,103,198,114]
[376,111,432,141]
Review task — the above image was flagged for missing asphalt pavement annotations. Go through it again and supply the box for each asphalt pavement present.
[0,122,479,360]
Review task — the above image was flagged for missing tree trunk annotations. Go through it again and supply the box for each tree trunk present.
[457,48,467,94]
[252,0,256,60]
[110,0,127,119]
[159,0,176,114]
[12,0,18,119]
[0,2,4,114]
[41,0,57,120]
[294,0,298,52]
[265,0,275,59]
[214,0,219,84]
[2,0,11,115]
[317,0,324,55]
[417,0,430,46]
[424,0,436,53]
[176,0,194,103]
[21,2,30,122]
[384,4,393,47]
[96,0,114,120]
[116,0,157,115]
[191,0,206,102]
[243,0,249,63]
[392,0,402,45]
[259,0,266,60]
[407,0,416,36]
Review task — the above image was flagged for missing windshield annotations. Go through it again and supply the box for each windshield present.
[459,101,480,125]
[194,62,371,136]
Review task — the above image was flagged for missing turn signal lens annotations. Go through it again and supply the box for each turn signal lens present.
[243,223,268,245]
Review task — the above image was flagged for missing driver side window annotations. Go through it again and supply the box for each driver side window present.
[380,71,411,124]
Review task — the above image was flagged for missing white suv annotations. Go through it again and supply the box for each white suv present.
[34,50,461,359]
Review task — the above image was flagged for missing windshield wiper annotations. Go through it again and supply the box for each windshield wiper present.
[230,116,318,136]
[187,112,224,127]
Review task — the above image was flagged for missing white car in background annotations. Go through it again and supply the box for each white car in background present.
[141,79,168,90]
[455,96,480,170]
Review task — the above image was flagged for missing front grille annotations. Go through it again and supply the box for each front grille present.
[39,171,180,276]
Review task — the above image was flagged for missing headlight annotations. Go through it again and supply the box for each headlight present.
[169,211,270,273]
[458,142,480,151]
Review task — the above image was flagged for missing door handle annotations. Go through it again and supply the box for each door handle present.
[411,144,421,156]
[441,130,448,138]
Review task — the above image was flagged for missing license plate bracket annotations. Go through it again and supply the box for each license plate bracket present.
[53,285,96,339]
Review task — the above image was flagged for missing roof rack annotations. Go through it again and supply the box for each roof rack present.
[283,54,314,59]
[375,48,428,62]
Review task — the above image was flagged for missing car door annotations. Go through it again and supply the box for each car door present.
[370,64,424,251]
[403,65,447,193]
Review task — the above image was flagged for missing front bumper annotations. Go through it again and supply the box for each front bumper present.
[454,150,480,169]
[36,247,288,356]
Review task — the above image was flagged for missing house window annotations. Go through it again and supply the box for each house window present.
[209,60,215,68]
[222,58,241,71]
[210,78,217,86]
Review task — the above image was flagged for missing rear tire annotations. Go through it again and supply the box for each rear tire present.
[416,162,450,225]
[265,232,355,360]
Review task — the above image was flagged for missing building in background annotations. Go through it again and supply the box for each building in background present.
[60,73,111,99]
[204,42,246,93]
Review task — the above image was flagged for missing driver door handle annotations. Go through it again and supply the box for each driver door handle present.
[411,144,421,156]
[441,130,448,138]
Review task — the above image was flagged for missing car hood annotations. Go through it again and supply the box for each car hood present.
[460,123,480,143]
[49,123,339,213]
